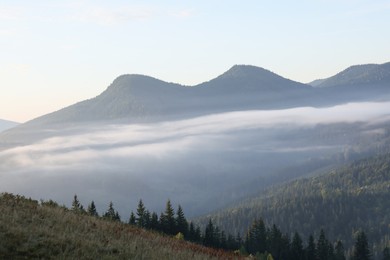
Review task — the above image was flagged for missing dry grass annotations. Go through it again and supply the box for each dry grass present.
[0,193,243,259]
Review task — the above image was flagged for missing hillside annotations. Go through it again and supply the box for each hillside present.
[196,154,390,258]
[0,119,18,133]
[0,193,240,259]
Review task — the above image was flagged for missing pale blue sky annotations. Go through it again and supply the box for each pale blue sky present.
[1,0,390,122]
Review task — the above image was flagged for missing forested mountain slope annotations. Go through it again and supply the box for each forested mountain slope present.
[197,154,390,257]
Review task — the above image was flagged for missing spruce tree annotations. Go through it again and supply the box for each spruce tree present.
[291,232,304,260]
[306,235,316,260]
[204,219,215,247]
[317,229,330,260]
[136,199,146,228]
[150,212,159,230]
[128,211,136,225]
[71,194,84,213]
[103,201,116,221]
[334,240,346,260]
[161,200,176,235]
[352,231,371,260]
[87,201,98,217]
[247,218,268,254]
[175,205,188,236]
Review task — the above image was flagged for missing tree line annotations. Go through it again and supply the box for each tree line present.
[69,194,389,260]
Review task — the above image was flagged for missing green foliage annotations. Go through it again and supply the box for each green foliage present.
[353,231,372,260]
[198,154,390,257]
[87,201,98,217]
[102,201,120,221]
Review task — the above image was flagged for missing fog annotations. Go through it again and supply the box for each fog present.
[1,102,389,218]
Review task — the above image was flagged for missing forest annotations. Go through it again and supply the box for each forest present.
[63,191,387,260]
[195,154,390,259]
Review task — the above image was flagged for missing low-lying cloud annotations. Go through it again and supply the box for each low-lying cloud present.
[0,102,389,217]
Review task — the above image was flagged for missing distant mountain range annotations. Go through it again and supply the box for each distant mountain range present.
[0,119,18,133]
[7,61,390,129]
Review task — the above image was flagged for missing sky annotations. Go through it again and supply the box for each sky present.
[1,0,390,123]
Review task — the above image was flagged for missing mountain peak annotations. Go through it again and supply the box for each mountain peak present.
[315,62,390,88]
[219,64,274,79]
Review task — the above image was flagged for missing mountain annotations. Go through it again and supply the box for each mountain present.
[21,65,314,127]
[0,193,237,259]
[195,154,390,258]
[0,119,18,133]
[310,62,390,103]
[314,62,390,88]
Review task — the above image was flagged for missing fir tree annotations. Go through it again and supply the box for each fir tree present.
[160,200,176,235]
[103,201,117,221]
[334,240,346,260]
[291,232,304,260]
[352,231,371,260]
[247,218,268,254]
[150,212,159,230]
[87,201,98,217]
[71,194,84,213]
[317,229,331,260]
[204,219,216,247]
[128,211,136,225]
[175,205,188,236]
[136,199,146,228]
[305,235,316,260]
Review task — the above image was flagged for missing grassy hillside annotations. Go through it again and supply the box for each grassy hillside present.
[0,193,241,259]
[196,154,390,258]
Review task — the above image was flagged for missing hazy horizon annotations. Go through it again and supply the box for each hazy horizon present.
[1,1,390,122]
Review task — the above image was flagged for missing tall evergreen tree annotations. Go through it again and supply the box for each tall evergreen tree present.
[71,194,84,213]
[268,224,283,260]
[160,200,176,235]
[128,211,136,225]
[291,232,304,260]
[317,229,331,260]
[136,199,146,228]
[175,205,188,236]
[247,218,268,254]
[204,219,216,247]
[306,235,316,260]
[87,201,98,217]
[352,231,371,260]
[103,201,117,221]
[334,240,346,260]
[150,212,159,230]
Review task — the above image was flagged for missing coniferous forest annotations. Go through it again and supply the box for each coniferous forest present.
[3,186,389,259]
[195,154,390,259]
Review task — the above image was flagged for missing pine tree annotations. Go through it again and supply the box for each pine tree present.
[103,201,116,221]
[204,219,216,247]
[128,211,136,225]
[188,222,196,242]
[150,212,159,230]
[247,218,268,254]
[136,199,146,228]
[291,232,304,260]
[87,201,98,217]
[268,224,283,259]
[160,200,176,235]
[71,194,84,213]
[175,205,188,237]
[334,240,346,260]
[306,235,316,260]
[352,231,371,260]
[317,229,330,260]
